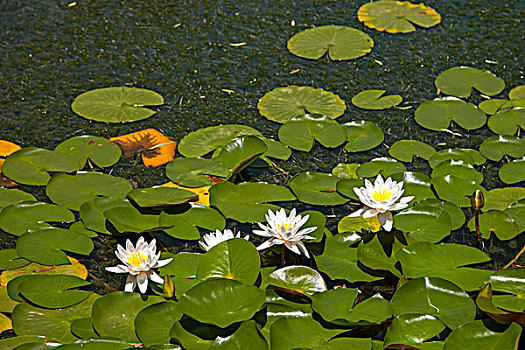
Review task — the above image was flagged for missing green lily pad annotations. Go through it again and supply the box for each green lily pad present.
[178,124,262,157]
[487,268,525,312]
[91,292,163,343]
[287,25,373,60]
[429,148,476,168]
[178,279,265,328]
[71,87,164,123]
[0,249,29,270]
[0,336,45,350]
[157,252,202,298]
[278,113,347,152]
[16,227,94,266]
[499,158,525,184]
[299,210,328,243]
[165,158,230,187]
[357,232,406,277]
[384,314,445,349]
[479,135,525,161]
[257,86,346,123]
[214,135,268,175]
[70,317,98,339]
[17,274,91,308]
[127,186,196,207]
[443,320,522,350]
[505,199,525,233]
[483,187,525,211]
[331,163,359,178]
[160,204,225,240]
[435,67,505,98]
[462,148,487,165]
[336,178,365,201]
[356,157,406,178]
[287,172,347,206]
[0,189,36,210]
[209,320,268,350]
[351,90,402,110]
[104,206,160,233]
[79,197,133,234]
[0,201,75,236]
[487,108,525,135]
[54,136,122,168]
[391,277,476,329]
[135,301,181,347]
[69,221,98,238]
[396,242,492,291]
[196,239,260,285]
[478,98,525,115]
[53,338,132,349]
[343,120,384,152]
[467,210,519,241]
[260,137,292,161]
[338,215,381,233]
[265,266,327,296]
[358,0,441,34]
[509,85,525,99]
[2,148,81,186]
[431,175,483,207]
[391,172,435,202]
[394,205,452,243]
[388,140,436,162]
[46,172,133,211]
[169,320,214,350]
[417,199,465,230]
[415,97,487,131]
[431,159,483,184]
[209,182,296,223]
[314,232,381,283]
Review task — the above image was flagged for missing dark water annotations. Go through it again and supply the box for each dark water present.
[0,0,524,291]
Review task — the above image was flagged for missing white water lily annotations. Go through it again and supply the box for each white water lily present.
[199,229,250,251]
[348,175,414,232]
[253,208,316,258]
[105,237,172,293]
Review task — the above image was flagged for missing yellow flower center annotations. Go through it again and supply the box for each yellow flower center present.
[277,223,293,232]
[371,188,392,202]
[127,251,147,268]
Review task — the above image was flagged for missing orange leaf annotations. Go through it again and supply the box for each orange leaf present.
[110,129,176,167]
[161,182,212,206]
[0,140,21,158]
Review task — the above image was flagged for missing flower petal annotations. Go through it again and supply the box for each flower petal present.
[284,241,301,255]
[149,271,164,284]
[137,272,149,294]
[125,274,137,292]
[256,239,276,251]
[377,211,393,231]
[105,265,129,273]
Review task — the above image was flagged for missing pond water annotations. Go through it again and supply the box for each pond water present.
[0,0,523,293]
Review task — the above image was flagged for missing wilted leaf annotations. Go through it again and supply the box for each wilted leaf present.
[110,129,176,167]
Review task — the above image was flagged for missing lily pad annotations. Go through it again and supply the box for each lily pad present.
[214,135,268,175]
[509,85,525,99]
[178,279,265,328]
[429,148,476,168]
[479,135,525,161]
[351,90,402,110]
[431,159,483,184]
[0,249,29,270]
[265,266,327,296]
[356,157,406,178]
[335,178,365,201]
[0,188,35,210]
[209,182,296,223]
[338,215,381,233]
[71,86,164,123]
[0,201,75,236]
[487,268,525,312]
[104,206,160,233]
[505,199,525,233]
[157,252,202,298]
[257,86,346,123]
[391,172,435,202]
[415,97,487,131]
[79,197,133,234]
[160,204,225,240]
[127,186,197,207]
[54,136,122,168]
[2,148,81,186]
[343,120,384,152]
[178,124,262,157]
[287,172,347,206]
[358,0,441,34]
[499,158,525,184]
[260,137,292,161]
[70,317,98,339]
[431,175,483,207]
[487,108,525,135]
[287,25,373,60]
[46,172,133,211]
[435,67,505,98]
[483,187,525,211]
[443,320,522,350]
[394,205,452,243]
[417,199,465,230]
[166,158,230,187]
[209,320,268,349]
[17,274,91,308]
[135,301,181,347]
[331,163,359,178]
[478,98,525,115]
[388,140,436,162]
[384,314,445,348]
[278,113,347,152]
[357,232,406,277]
[467,210,519,241]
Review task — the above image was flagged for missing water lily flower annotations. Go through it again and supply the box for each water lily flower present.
[253,208,316,258]
[348,175,414,232]
[105,237,172,293]
[199,229,250,251]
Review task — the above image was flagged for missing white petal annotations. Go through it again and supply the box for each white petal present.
[375,174,384,186]
[125,274,137,292]
[295,241,310,258]
[348,208,365,217]
[284,241,301,255]
[137,272,149,294]
[256,239,276,251]
[149,271,164,284]
[252,229,273,237]
[154,257,173,268]
[243,235,250,241]
[125,239,134,252]
[362,208,379,218]
[377,211,393,231]
[399,196,415,203]
[105,265,129,273]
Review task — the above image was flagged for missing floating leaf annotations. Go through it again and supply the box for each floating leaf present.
[79,197,133,234]
[414,97,486,131]
[384,314,445,348]
[287,172,347,206]
[0,201,75,236]
[160,204,225,240]
[505,199,525,233]
[209,320,268,349]
[260,137,292,161]
[104,206,160,233]
[157,252,202,298]
[343,120,384,152]
[358,0,441,33]
[331,163,359,178]
[17,274,91,308]
[388,140,436,162]
[391,172,435,201]
[431,175,483,207]
[278,113,347,152]
[467,210,519,241]
[166,158,229,187]
[71,86,164,123]
[487,268,525,312]
[0,249,29,270]
[418,199,465,230]
[16,227,94,266]
[287,25,373,60]
[483,187,525,211]
[52,338,131,349]
[0,188,35,210]
[0,336,44,349]
[357,232,406,277]
[443,320,522,349]
[431,160,483,184]
[110,128,176,167]
[509,85,525,99]
[394,205,451,243]
[435,67,505,98]
[46,172,133,211]
[478,98,525,115]
[178,124,262,157]
[396,242,491,291]
[257,86,346,123]
[429,148,477,168]
[356,157,406,178]
[265,266,327,296]
[2,148,81,186]
[54,135,122,168]
[135,301,181,347]
[162,180,222,206]
[70,317,98,339]
[499,158,525,184]
[209,182,296,223]
[479,135,525,161]
[336,178,365,201]
[0,140,21,157]
[178,279,265,328]
[338,215,381,233]
[487,108,525,136]
[214,135,268,175]
[127,186,196,207]
[351,90,402,110]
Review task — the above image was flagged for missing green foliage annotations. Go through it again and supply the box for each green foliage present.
[351,89,402,110]
[434,67,505,98]
[415,97,487,131]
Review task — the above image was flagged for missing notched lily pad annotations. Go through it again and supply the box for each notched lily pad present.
[388,140,436,162]
[214,135,268,175]
[343,120,384,152]
[0,188,36,210]
[287,25,373,60]
[467,210,520,241]
[487,108,525,136]
[479,135,525,161]
[415,97,486,131]
[435,67,505,98]
[356,157,406,178]
[499,158,525,184]
[160,204,225,240]
[265,265,327,296]
[55,135,122,168]
[478,98,525,115]
[71,86,164,123]
[127,186,197,207]
[351,90,402,110]
[166,158,230,187]
[287,172,347,206]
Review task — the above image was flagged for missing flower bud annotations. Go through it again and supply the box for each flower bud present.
[471,190,484,210]
[163,275,175,299]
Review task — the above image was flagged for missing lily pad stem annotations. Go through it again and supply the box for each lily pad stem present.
[503,244,525,269]
[474,209,482,249]
[281,245,286,267]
